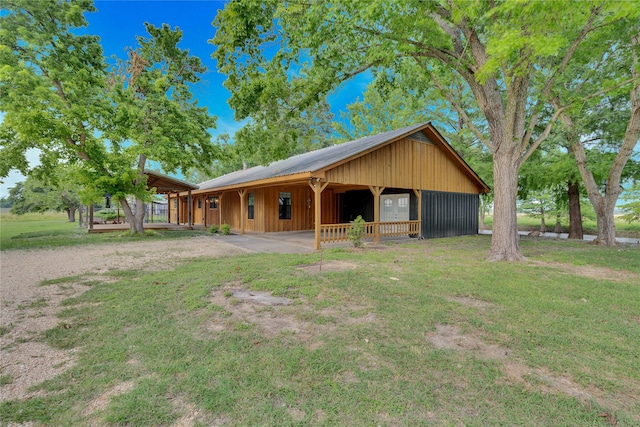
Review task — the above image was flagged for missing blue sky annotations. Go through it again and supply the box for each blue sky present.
[0,0,368,197]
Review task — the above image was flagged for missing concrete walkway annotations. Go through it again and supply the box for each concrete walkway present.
[214,231,417,254]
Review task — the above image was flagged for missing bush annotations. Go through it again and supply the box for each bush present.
[220,223,231,235]
[95,209,118,220]
[209,224,219,234]
[348,215,366,248]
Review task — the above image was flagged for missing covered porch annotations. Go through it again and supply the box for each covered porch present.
[173,179,423,250]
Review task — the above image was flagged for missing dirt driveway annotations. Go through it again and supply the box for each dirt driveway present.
[0,236,250,402]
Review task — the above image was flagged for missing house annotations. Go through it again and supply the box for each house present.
[167,122,490,249]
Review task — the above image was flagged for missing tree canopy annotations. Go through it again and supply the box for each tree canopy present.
[0,0,219,233]
[212,0,637,260]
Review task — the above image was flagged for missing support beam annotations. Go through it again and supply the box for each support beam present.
[188,191,193,228]
[310,179,329,250]
[204,196,208,228]
[167,194,171,224]
[413,188,422,237]
[238,189,247,234]
[219,193,223,227]
[176,194,181,224]
[368,186,385,242]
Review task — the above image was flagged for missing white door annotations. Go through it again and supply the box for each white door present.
[380,194,410,233]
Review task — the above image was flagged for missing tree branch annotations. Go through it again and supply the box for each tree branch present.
[415,57,492,150]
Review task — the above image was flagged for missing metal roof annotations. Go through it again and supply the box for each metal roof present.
[145,169,198,193]
[198,122,431,190]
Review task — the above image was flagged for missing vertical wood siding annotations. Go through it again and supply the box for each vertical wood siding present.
[324,138,482,194]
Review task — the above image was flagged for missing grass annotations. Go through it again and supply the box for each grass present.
[1,236,639,426]
[0,211,208,250]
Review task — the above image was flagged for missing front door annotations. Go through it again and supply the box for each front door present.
[380,194,409,234]
[380,194,410,222]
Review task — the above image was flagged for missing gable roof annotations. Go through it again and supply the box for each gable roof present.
[197,122,489,193]
[145,169,197,193]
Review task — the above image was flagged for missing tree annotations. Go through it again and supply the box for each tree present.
[1,1,219,234]
[7,177,82,221]
[548,20,640,246]
[213,0,633,260]
[620,181,640,223]
[97,23,218,233]
[518,146,585,238]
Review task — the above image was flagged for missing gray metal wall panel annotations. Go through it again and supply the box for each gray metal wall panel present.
[421,191,479,238]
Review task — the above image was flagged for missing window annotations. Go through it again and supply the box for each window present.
[209,196,219,209]
[173,199,177,208]
[248,192,254,219]
[197,198,202,209]
[279,192,291,219]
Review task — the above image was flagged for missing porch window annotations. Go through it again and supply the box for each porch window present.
[197,198,202,209]
[173,199,177,208]
[248,192,254,219]
[279,192,291,219]
[209,196,219,209]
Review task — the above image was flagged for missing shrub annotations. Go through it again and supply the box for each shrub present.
[209,224,219,234]
[95,208,118,220]
[348,215,366,248]
[220,223,231,235]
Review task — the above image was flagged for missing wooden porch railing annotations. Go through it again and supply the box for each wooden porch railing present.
[320,220,421,243]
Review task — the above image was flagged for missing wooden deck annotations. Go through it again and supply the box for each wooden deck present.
[88,223,200,233]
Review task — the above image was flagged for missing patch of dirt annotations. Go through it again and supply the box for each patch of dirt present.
[206,284,380,348]
[0,237,248,403]
[82,380,136,417]
[528,259,640,283]
[207,286,331,340]
[228,289,293,306]
[426,324,637,419]
[295,260,358,274]
[445,296,496,309]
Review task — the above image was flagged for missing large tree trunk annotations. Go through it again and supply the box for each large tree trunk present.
[567,180,583,239]
[554,213,562,233]
[488,151,524,261]
[66,207,77,223]
[119,197,146,235]
[564,34,639,246]
[593,196,618,246]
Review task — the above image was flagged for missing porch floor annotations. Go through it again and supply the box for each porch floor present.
[218,230,418,253]
[88,223,202,233]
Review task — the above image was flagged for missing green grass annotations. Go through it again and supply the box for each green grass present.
[1,236,638,426]
[0,211,207,250]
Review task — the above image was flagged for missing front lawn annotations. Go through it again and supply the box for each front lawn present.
[1,236,638,426]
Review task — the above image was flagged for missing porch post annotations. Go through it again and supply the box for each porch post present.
[219,193,223,227]
[369,186,385,243]
[238,189,247,234]
[310,179,328,250]
[413,189,422,236]
[167,194,171,224]
[188,190,193,228]
[204,196,208,228]
[176,194,181,224]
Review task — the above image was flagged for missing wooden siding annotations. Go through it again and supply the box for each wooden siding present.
[324,137,482,194]
[188,185,339,233]
[219,191,241,230]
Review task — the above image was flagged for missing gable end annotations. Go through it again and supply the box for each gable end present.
[408,130,434,144]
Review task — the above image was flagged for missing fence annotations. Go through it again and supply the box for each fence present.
[320,220,420,243]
